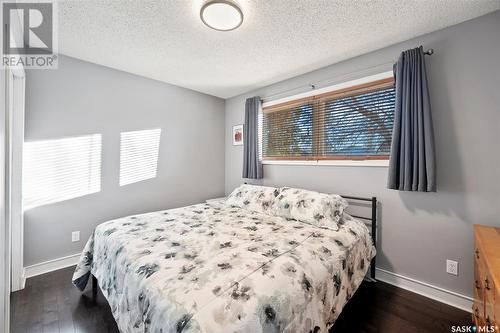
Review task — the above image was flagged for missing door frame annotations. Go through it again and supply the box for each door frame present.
[2,4,27,330]
[1,67,9,333]
[7,68,25,292]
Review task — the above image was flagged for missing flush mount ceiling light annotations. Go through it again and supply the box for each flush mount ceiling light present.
[200,0,243,31]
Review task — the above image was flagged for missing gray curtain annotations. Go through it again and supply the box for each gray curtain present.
[242,96,263,179]
[388,46,436,192]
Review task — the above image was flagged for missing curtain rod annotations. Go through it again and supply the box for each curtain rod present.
[260,48,434,103]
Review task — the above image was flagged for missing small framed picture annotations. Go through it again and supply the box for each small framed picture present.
[232,124,243,146]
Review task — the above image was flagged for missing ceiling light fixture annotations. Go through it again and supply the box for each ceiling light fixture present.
[200,0,243,31]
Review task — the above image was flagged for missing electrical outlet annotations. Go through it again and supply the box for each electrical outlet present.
[446,259,458,276]
[71,231,80,242]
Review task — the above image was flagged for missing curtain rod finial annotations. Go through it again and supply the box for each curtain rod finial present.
[425,49,434,55]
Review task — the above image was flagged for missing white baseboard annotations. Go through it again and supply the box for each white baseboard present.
[11,271,26,292]
[376,267,473,313]
[22,253,472,313]
[20,273,25,290]
[24,253,81,279]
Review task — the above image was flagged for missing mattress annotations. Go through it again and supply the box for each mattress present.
[72,201,374,332]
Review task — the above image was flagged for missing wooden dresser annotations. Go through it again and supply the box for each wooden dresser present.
[473,225,500,329]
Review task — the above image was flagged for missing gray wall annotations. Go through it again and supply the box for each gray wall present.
[25,55,225,266]
[225,11,500,297]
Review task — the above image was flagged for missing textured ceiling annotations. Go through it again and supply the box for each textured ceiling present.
[58,0,499,98]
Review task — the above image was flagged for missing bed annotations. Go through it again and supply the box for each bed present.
[72,185,376,333]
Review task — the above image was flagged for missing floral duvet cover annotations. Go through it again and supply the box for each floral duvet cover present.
[72,201,374,333]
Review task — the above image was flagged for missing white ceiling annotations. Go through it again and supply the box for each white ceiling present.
[58,0,499,99]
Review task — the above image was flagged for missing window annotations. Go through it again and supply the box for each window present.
[119,128,161,186]
[262,77,395,162]
[23,134,102,209]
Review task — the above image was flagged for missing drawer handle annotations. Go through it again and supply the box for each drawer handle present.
[475,280,481,289]
[484,278,491,290]
[475,249,480,259]
[474,306,480,317]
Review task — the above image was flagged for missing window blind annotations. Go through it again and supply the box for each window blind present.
[262,77,395,160]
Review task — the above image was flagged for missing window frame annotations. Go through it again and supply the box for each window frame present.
[260,71,394,167]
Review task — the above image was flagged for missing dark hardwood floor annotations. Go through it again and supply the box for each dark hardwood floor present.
[10,266,471,333]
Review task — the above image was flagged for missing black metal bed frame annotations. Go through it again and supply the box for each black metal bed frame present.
[340,195,377,281]
[92,274,97,298]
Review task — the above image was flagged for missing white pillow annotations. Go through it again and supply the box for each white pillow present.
[273,187,348,230]
[225,184,280,215]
